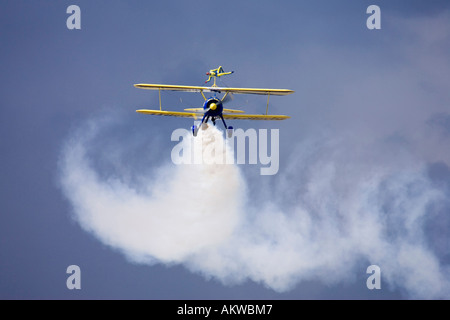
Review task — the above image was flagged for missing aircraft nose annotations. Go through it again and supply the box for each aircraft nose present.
[209,103,217,110]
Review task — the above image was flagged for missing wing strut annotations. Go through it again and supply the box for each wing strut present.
[159,88,162,111]
[200,90,207,101]
[266,93,270,115]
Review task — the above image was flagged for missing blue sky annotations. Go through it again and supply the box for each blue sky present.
[1,0,450,299]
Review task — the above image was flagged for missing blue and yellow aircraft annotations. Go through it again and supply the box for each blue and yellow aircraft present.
[134,67,294,137]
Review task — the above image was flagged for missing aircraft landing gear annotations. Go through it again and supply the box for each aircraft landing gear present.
[192,124,199,137]
[227,126,234,138]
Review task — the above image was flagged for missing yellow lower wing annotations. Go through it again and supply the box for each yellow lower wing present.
[136,109,201,119]
[223,108,245,114]
[137,109,289,121]
[183,108,204,112]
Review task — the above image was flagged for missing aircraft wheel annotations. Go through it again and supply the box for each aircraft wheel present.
[226,126,234,138]
[192,125,198,137]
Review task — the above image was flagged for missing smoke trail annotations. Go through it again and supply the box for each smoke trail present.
[59,120,245,264]
[185,135,450,297]
[58,115,450,299]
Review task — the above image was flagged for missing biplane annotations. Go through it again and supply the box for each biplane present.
[134,67,294,137]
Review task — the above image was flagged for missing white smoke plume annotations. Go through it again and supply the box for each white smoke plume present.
[59,115,450,299]
[60,122,245,264]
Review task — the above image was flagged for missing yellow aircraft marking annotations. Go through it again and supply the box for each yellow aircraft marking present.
[134,84,294,96]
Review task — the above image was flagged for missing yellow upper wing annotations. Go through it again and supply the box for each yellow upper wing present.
[134,84,294,96]
[222,114,290,120]
[184,108,245,113]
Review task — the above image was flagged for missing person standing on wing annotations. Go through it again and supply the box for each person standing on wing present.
[205,66,234,85]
